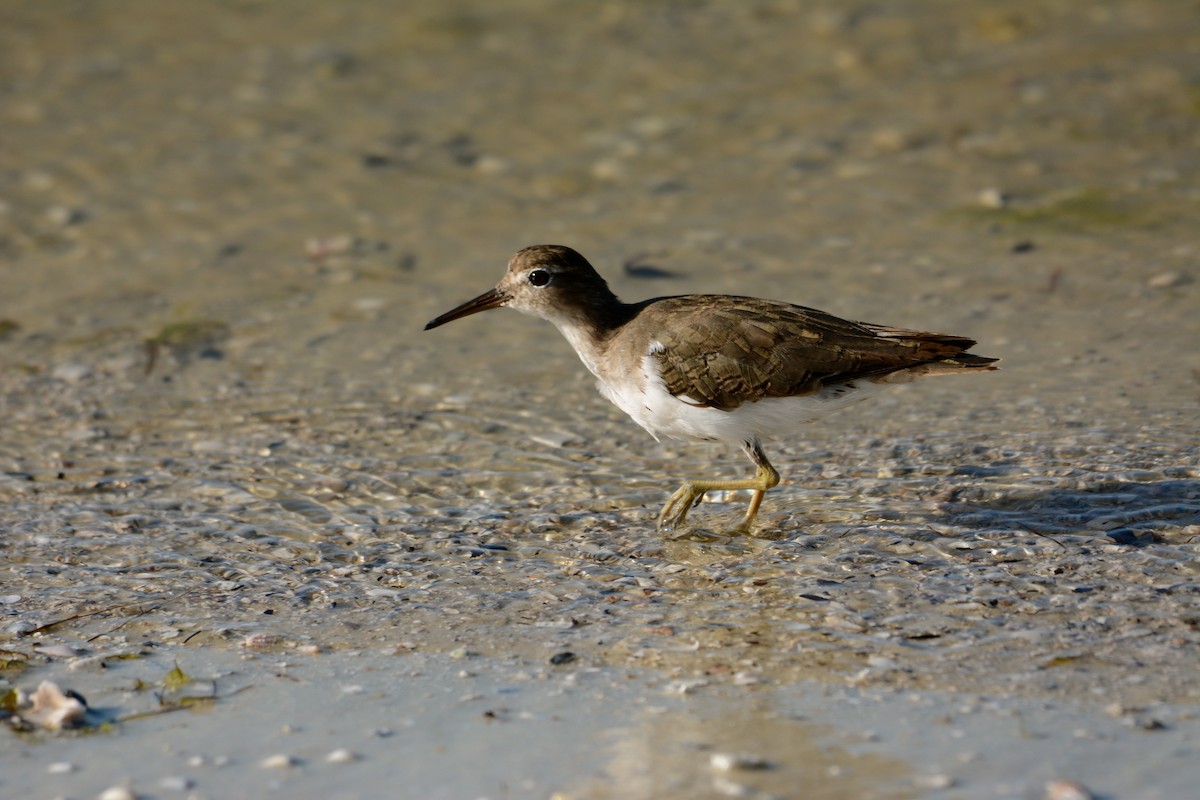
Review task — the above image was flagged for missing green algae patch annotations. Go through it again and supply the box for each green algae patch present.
[146,320,231,351]
[939,188,1148,232]
[144,319,231,372]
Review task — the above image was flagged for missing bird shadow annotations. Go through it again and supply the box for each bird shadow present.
[936,478,1200,546]
[649,478,1199,551]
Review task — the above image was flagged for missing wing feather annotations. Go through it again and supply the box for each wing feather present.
[641,296,994,410]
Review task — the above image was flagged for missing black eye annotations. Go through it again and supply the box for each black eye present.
[528,269,552,287]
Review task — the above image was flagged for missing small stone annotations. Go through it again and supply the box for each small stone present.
[664,678,709,695]
[474,154,511,175]
[913,773,956,790]
[1147,271,1188,289]
[1127,715,1168,731]
[47,205,87,226]
[240,632,279,649]
[710,752,772,772]
[548,651,577,666]
[712,776,753,797]
[7,620,37,636]
[326,748,360,764]
[1045,779,1095,800]
[51,362,92,382]
[305,235,352,259]
[47,762,77,774]
[978,188,1008,208]
[530,431,581,448]
[158,775,192,792]
[260,753,297,769]
[34,643,84,659]
[97,787,137,800]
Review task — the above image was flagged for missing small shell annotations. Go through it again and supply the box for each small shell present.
[326,748,360,764]
[710,752,771,772]
[28,681,88,730]
[97,787,138,800]
[1045,780,1095,800]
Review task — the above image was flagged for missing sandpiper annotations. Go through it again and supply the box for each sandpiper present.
[426,245,998,532]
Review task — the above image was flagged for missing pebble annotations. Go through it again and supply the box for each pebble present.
[710,752,772,772]
[47,205,87,226]
[664,678,710,695]
[1146,271,1188,289]
[711,776,754,797]
[34,643,85,658]
[548,651,577,665]
[913,773,956,790]
[68,654,111,672]
[260,753,298,769]
[51,362,92,382]
[97,787,137,800]
[326,748,360,764]
[732,671,762,686]
[158,775,193,792]
[240,632,280,649]
[1045,779,1095,800]
[978,187,1008,208]
[305,235,352,259]
[529,431,583,449]
[7,620,38,636]
[47,762,77,774]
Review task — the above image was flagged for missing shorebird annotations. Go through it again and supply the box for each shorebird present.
[425,245,997,532]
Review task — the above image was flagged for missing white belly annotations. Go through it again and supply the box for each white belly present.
[596,351,881,445]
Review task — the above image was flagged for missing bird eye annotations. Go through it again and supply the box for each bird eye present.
[528,269,552,287]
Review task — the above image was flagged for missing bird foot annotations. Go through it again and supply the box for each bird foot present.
[657,475,774,534]
[657,483,704,531]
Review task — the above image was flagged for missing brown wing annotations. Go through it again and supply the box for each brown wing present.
[646,296,995,411]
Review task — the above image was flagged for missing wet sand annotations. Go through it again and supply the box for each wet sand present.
[1,2,1198,798]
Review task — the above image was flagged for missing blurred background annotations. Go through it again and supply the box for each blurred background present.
[2,0,1195,403]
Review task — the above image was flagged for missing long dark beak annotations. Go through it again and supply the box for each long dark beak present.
[424,288,508,330]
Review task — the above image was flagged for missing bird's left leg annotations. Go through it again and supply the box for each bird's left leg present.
[658,439,780,532]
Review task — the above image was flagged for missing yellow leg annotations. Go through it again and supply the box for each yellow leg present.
[657,441,780,532]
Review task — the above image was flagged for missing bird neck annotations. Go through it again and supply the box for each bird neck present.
[545,292,639,380]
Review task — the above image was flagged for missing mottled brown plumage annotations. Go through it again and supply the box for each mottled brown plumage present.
[619,296,995,412]
[426,244,998,532]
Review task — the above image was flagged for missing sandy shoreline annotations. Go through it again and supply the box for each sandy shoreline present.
[2,1,1198,798]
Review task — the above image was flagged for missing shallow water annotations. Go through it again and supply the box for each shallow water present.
[2,1,1199,797]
